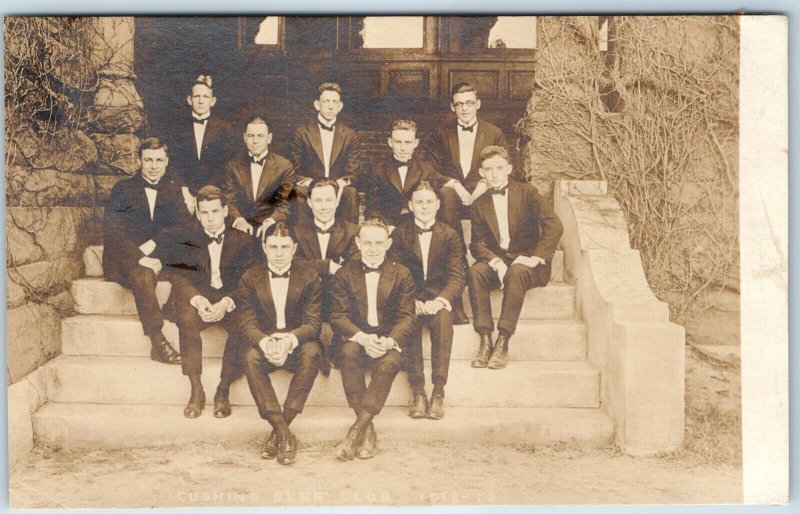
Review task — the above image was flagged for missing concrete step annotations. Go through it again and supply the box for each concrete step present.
[62,315,587,362]
[82,244,565,283]
[71,278,576,320]
[43,355,600,409]
[33,403,613,451]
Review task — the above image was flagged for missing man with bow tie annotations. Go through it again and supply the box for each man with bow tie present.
[221,114,295,240]
[468,146,563,369]
[388,181,465,420]
[291,82,362,225]
[330,217,416,461]
[103,137,193,366]
[161,186,259,419]
[165,74,234,207]
[237,222,323,465]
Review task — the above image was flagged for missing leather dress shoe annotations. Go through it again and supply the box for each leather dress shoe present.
[183,389,206,418]
[427,394,445,420]
[471,333,494,368]
[333,425,363,461]
[356,423,378,459]
[487,334,510,369]
[151,340,181,365]
[213,394,231,418]
[277,433,298,465]
[261,431,280,459]
[409,393,429,419]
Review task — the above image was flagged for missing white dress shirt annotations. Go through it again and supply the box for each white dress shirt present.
[192,113,210,159]
[249,150,269,200]
[397,165,409,190]
[363,259,383,327]
[318,114,335,177]
[457,120,478,178]
[267,263,291,330]
[314,219,334,259]
[143,178,159,221]
[415,219,435,280]
[206,227,225,289]
[490,183,511,250]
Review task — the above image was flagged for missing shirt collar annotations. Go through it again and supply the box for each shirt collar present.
[458,118,478,130]
[249,149,269,162]
[314,218,335,231]
[490,180,510,192]
[317,114,336,128]
[142,176,161,186]
[267,263,291,276]
[204,226,225,239]
[361,258,385,269]
[414,219,436,230]
[192,112,211,121]
[393,154,411,165]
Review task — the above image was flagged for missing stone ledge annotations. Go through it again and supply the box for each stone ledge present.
[8,367,47,471]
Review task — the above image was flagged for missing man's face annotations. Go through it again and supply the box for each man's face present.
[408,189,439,225]
[307,184,340,224]
[479,155,513,189]
[387,129,419,162]
[356,226,392,265]
[186,84,216,116]
[263,234,296,269]
[314,90,343,122]
[140,148,169,183]
[243,122,272,156]
[196,198,228,234]
[450,91,481,124]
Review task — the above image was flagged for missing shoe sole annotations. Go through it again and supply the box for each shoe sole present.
[277,456,296,465]
[356,452,377,459]
[487,362,508,369]
[471,361,488,368]
[334,450,354,461]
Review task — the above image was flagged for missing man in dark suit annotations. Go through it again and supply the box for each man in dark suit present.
[238,223,323,465]
[103,137,193,365]
[388,182,465,420]
[163,186,259,419]
[427,82,509,205]
[166,74,233,197]
[221,114,295,240]
[359,119,462,233]
[468,146,563,369]
[330,218,416,461]
[291,82,362,225]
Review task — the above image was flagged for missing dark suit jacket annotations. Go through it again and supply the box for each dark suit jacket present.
[388,219,465,305]
[294,219,360,276]
[359,155,450,226]
[427,119,508,192]
[235,262,322,348]
[470,181,563,264]
[221,152,295,225]
[157,220,260,303]
[330,260,416,349]
[166,116,234,193]
[290,120,362,184]
[102,172,193,282]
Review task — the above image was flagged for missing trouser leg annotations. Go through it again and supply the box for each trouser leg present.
[498,263,551,335]
[428,309,454,389]
[283,342,322,413]
[339,340,368,415]
[467,262,500,334]
[360,350,403,415]
[123,266,164,337]
[243,346,283,418]
[404,322,426,396]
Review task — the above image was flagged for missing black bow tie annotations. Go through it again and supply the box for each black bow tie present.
[207,233,224,245]
[458,123,475,132]
[251,156,266,166]
[416,226,433,235]
[318,121,336,132]
[270,270,290,279]
[316,225,334,235]
[363,264,382,274]
[392,157,410,168]
[143,180,162,191]
[193,117,208,125]
[489,186,507,196]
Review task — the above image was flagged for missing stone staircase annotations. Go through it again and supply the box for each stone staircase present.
[33,245,615,450]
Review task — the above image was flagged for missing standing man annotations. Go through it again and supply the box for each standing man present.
[238,223,324,465]
[291,82,362,225]
[467,146,563,369]
[103,137,193,366]
[221,114,295,240]
[330,218,416,460]
[388,182,465,420]
[164,186,259,419]
[167,74,233,197]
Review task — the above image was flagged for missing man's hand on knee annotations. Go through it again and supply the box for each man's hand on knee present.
[137,256,162,275]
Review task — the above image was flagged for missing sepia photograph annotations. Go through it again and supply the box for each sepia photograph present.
[3,14,786,508]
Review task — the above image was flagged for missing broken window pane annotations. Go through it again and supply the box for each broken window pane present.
[353,17,424,49]
[254,17,279,45]
[460,16,536,50]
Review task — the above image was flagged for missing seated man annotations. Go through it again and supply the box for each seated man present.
[293,177,360,373]
[388,181,465,420]
[103,137,193,365]
[221,114,295,240]
[291,82,362,225]
[468,146,563,369]
[330,217,416,461]
[238,223,324,465]
[164,186,259,419]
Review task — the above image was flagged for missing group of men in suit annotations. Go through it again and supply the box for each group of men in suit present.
[103,75,563,464]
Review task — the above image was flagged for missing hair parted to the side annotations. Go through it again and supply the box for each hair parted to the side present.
[391,119,417,134]
[191,74,214,92]
[309,176,340,195]
[261,221,294,245]
[359,216,390,236]
[243,114,271,132]
[409,180,439,200]
[318,81,343,98]
[139,137,169,157]
[196,185,227,207]
[450,81,478,100]
[479,145,510,165]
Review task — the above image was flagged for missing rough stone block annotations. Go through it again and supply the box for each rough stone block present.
[93,175,125,205]
[71,279,172,315]
[93,133,140,175]
[559,180,608,196]
[8,207,93,261]
[6,167,95,207]
[7,303,62,383]
[8,366,48,470]
[83,246,104,277]
[90,107,147,135]
[94,78,143,109]
[9,127,98,173]
[6,218,43,266]
[7,274,26,309]
[8,258,82,299]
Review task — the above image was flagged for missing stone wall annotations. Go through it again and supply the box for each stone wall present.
[5,17,144,384]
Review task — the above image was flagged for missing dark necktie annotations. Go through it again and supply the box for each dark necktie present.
[458,123,475,133]
[208,233,224,245]
[252,155,266,166]
[270,270,290,279]
[193,117,208,125]
[416,226,433,235]
[489,186,507,196]
[316,225,333,235]
[318,121,336,132]
[364,264,382,274]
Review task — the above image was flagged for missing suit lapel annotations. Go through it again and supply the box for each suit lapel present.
[407,224,423,266]
[255,266,276,327]
[330,126,345,168]
[202,119,219,151]
[286,267,303,324]
[237,159,255,202]
[298,226,322,260]
[255,155,273,200]
[428,223,445,272]
[376,264,395,325]
[469,122,487,174]
[481,196,502,245]
[328,222,346,261]
[386,159,403,194]
[404,160,422,193]
[353,268,369,324]
[308,122,325,167]
[448,127,460,172]
[508,182,521,242]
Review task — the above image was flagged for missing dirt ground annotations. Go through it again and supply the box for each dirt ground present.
[9,344,742,509]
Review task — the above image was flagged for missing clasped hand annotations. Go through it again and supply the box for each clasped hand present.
[260,333,294,367]
[354,332,396,359]
[194,297,228,323]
